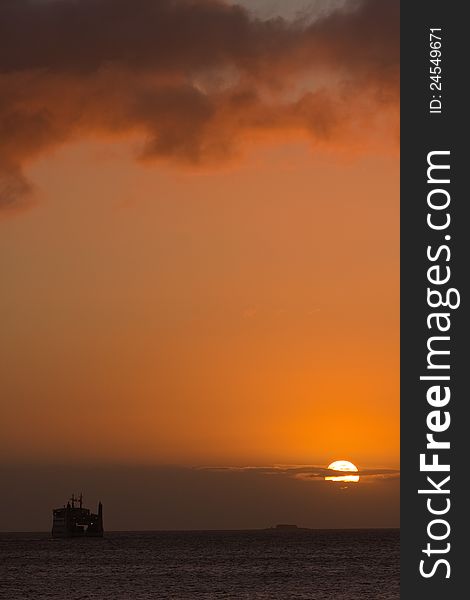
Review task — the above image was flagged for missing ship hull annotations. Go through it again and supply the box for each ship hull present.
[51,530,104,538]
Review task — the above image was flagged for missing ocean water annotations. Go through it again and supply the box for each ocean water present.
[0,529,399,599]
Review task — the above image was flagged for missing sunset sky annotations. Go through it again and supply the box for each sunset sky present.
[0,0,399,530]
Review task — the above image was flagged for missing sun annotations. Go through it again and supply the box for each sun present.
[325,460,360,483]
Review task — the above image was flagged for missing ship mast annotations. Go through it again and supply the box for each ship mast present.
[69,493,84,509]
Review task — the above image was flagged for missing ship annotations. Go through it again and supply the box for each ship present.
[52,493,104,538]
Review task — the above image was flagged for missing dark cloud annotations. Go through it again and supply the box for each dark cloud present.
[0,0,399,212]
[0,0,398,74]
[0,166,34,214]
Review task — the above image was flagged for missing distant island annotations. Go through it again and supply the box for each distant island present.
[266,524,311,532]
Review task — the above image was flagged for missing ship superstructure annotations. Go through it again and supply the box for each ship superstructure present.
[52,494,103,538]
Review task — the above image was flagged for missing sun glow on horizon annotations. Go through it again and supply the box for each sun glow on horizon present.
[325,460,360,483]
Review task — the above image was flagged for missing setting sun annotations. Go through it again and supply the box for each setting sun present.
[325,460,360,483]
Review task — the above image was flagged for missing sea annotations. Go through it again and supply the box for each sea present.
[0,529,399,600]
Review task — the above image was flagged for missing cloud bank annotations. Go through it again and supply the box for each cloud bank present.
[0,0,399,212]
[204,464,400,481]
[1,463,400,530]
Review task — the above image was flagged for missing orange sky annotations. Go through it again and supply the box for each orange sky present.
[1,134,399,468]
[0,0,399,529]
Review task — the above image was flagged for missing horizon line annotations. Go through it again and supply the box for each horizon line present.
[0,527,401,534]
